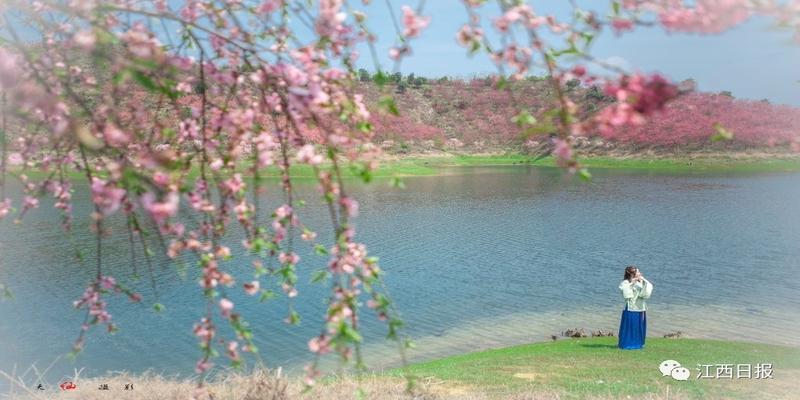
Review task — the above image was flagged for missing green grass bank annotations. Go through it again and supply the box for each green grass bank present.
[279,153,800,179]
[388,337,800,399]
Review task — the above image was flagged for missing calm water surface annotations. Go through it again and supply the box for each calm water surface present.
[1,166,799,383]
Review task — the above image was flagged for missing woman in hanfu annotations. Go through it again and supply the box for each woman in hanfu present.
[618,265,653,350]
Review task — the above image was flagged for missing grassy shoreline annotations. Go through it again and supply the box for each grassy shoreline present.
[388,337,800,399]
[4,338,798,399]
[286,153,800,179]
[372,152,800,175]
[10,152,800,183]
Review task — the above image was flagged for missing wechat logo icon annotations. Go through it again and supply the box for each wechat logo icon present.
[659,360,690,381]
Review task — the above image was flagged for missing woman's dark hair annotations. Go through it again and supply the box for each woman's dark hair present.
[624,265,639,281]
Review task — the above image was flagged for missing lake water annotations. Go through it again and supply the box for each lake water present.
[1,166,799,385]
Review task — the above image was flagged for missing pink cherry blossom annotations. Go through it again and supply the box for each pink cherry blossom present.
[257,0,281,14]
[301,230,317,241]
[193,317,215,342]
[457,24,484,48]
[552,138,573,167]
[308,334,331,354]
[254,131,277,167]
[195,359,213,374]
[296,144,324,165]
[226,340,240,361]
[103,123,130,147]
[100,276,117,290]
[388,46,409,60]
[119,25,163,60]
[279,252,300,265]
[611,18,635,34]
[72,30,96,50]
[340,196,359,218]
[0,47,21,90]
[219,298,234,317]
[0,199,11,220]
[141,191,179,225]
[274,204,293,219]
[7,152,24,166]
[221,173,245,195]
[22,196,39,210]
[595,73,679,134]
[243,281,260,296]
[90,178,126,216]
[401,6,430,38]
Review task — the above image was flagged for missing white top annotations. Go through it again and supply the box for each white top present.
[619,278,653,312]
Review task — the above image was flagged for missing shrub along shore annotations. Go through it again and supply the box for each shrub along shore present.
[3,338,798,399]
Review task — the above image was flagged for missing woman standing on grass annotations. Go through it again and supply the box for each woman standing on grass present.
[618,265,653,350]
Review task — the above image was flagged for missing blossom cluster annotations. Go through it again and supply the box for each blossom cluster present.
[71,275,141,353]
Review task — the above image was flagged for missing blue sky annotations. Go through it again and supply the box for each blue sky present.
[8,1,796,105]
[352,1,800,106]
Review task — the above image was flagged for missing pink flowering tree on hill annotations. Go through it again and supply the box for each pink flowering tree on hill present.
[0,0,798,395]
[601,93,800,149]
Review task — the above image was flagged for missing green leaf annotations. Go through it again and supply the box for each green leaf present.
[311,269,330,284]
[286,310,301,325]
[162,128,176,140]
[342,324,363,343]
[259,290,277,303]
[350,163,373,183]
[131,70,158,91]
[495,76,509,90]
[582,32,595,47]
[710,123,734,142]
[578,168,592,182]
[95,29,116,45]
[511,110,537,128]
[120,168,145,192]
[552,44,579,57]
[373,70,389,87]
[112,68,130,85]
[469,40,482,55]
[357,121,373,133]
[0,284,13,300]
[313,244,329,256]
[130,70,178,100]
[378,96,399,116]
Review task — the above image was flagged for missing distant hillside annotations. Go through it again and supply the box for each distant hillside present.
[360,78,800,155]
[4,47,799,158]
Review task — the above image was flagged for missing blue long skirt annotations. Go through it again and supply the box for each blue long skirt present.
[618,305,646,350]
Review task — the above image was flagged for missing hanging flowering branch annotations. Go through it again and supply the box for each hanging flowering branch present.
[0,0,421,393]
